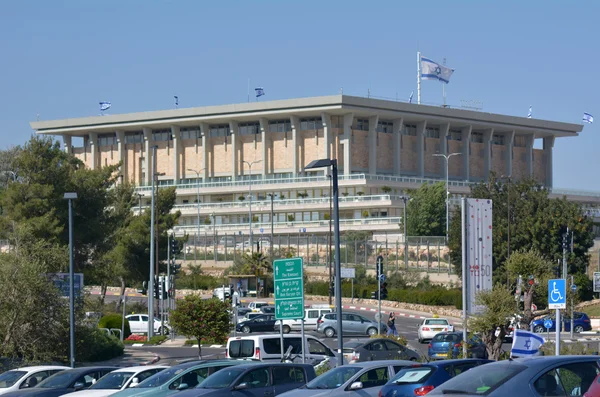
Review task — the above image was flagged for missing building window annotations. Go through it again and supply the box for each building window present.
[300,117,323,131]
[158,179,174,186]
[449,129,462,141]
[353,118,369,131]
[239,122,260,135]
[209,124,230,137]
[492,134,505,145]
[180,178,201,185]
[181,127,201,140]
[125,131,143,144]
[425,126,440,139]
[471,132,484,143]
[209,176,233,183]
[268,120,291,133]
[152,129,171,141]
[331,116,344,129]
[514,135,526,147]
[402,124,417,136]
[98,134,116,146]
[377,121,393,134]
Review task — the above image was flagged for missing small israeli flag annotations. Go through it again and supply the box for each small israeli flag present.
[583,112,594,124]
[409,91,414,103]
[255,87,265,97]
[527,106,532,119]
[174,96,179,106]
[510,330,545,357]
[421,57,454,83]
[99,101,111,111]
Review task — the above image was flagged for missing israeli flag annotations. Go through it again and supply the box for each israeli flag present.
[527,106,532,119]
[409,91,414,103]
[99,101,111,111]
[174,96,179,106]
[255,87,265,97]
[510,330,545,357]
[421,57,454,83]
[583,112,594,124]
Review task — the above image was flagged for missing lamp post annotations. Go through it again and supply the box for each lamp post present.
[187,168,205,266]
[242,160,262,253]
[433,152,462,242]
[400,196,408,269]
[327,172,333,306]
[148,145,158,339]
[136,193,143,215]
[268,193,274,259]
[63,192,77,368]
[501,175,512,285]
[305,158,343,366]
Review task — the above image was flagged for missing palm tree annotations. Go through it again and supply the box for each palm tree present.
[188,264,203,290]
[242,252,271,297]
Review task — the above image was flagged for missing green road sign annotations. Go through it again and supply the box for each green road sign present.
[273,257,304,320]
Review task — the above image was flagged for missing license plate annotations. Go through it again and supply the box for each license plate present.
[433,328,442,331]
[436,353,448,358]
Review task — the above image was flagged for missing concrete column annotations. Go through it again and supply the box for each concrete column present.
[229,121,238,181]
[259,118,269,177]
[392,118,403,175]
[321,113,331,159]
[483,128,493,181]
[439,123,450,178]
[200,123,209,180]
[543,136,555,188]
[89,132,98,170]
[525,133,535,178]
[416,121,427,178]
[342,113,354,176]
[62,135,72,154]
[116,130,126,181]
[290,116,299,177]
[505,130,515,178]
[143,128,152,185]
[171,125,181,184]
[368,115,379,175]
[462,125,472,180]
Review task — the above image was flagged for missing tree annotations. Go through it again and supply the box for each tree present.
[469,285,515,360]
[404,182,446,236]
[169,295,231,358]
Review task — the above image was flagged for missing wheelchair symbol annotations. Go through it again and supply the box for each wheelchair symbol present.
[550,282,564,302]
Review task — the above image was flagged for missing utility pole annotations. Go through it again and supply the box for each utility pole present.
[148,145,158,339]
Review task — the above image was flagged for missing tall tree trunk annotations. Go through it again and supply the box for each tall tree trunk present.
[197,338,202,359]
[100,284,108,305]
[115,277,126,312]
[521,289,534,330]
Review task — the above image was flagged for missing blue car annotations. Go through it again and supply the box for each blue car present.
[428,332,487,360]
[380,359,492,397]
[531,311,592,333]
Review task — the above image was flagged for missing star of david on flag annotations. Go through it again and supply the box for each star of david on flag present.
[510,330,545,357]
[255,87,265,98]
[583,112,594,124]
[99,102,111,112]
[420,57,454,83]
[527,106,532,119]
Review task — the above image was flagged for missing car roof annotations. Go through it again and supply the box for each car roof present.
[111,365,168,373]
[228,363,314,370]
[14,365,71,372]
[344,360,416,368]
[59,367,119,374]
[406,359,491,369]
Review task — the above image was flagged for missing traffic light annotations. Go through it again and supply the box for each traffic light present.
[376,255,384,280]
[381,282,388,300]
[329,281,334,296]
[158,276,164,300]
[371,290,379,300]
[139,281,148,296]
[171,263,181,275]
[168,275,174,298]
[170,235,178,256]
[153,277,159,300]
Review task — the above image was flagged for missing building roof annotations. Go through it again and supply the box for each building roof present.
[30,95,582,138]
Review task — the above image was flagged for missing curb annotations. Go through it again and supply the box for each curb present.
[342,305,427,319]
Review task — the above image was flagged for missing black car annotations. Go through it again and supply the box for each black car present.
[2,366,117,397]
[236,314,277,333]
[236,307,252,317]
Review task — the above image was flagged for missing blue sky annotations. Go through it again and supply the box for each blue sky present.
[0,1,597,190]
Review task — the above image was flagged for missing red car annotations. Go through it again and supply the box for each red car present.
[583,373,600,397]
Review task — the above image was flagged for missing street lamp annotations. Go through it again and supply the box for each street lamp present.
[187,168,205,266]
[433,153,462,242]
[327,172,333,306]
[63,192,77,368]
[242,160,262,253]
[148,145,158,339]
[501,174,512,286]
[305,158,343,367]
[400,196,409,269]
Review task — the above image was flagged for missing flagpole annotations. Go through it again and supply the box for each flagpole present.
[442,57,447,107]
[247,79,250,103]
[417,51,421,105]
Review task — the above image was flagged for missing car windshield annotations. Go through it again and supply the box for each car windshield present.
[435,362,525,395]
[197,368,244,389]
[343,342,363,350]
[0,371,27,388]
[305,367,362,389]
[425,319,449,326]
[38,372,78,388]
[390,367,433,384]
[432,334,460,343]
[90,372,134,390]
[136,367,185,388]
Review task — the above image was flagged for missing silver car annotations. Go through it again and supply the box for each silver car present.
[317,312,387,338]
[280,360,415,397]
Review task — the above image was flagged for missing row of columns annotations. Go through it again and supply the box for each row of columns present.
[61,116,557,188]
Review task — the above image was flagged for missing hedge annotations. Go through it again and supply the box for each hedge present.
[77,328,124,362]
[98,314,131,339]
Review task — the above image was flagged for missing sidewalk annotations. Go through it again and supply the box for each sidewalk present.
[87,348,160,367]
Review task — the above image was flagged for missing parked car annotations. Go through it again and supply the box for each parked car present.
[110,360,243,397]
[125,314,171,335]
[584,372,600,397]
[531,311,592,333]
[429,355,600,396]
[237,312,264,324]
[417,318,452,343]
[342,338,421,363]
[279,360,416,397]
[236,307,252,317]
[175,363,316,397]
[274,307,333,333]
[65,366,167,397]
[218,237,235,247]
[248,301,270,312]
[2,367,117,397]
[226,334,341,367]
[316,312,387,337]
[235,241,251,250]
[236,314,277,333]
[428,332,487,360]
[260,306,276,315]
[0,366,69,395]
[379,359,492,397]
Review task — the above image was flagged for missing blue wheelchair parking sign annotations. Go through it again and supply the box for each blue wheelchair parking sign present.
[548,279,566,309]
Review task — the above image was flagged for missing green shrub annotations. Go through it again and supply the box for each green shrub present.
[98,314,131,339]
[148,335,167,345]
[77,328,124,362]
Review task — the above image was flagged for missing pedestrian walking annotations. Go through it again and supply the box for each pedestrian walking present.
[386,312,398,337]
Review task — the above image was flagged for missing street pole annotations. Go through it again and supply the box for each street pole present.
[433,153,461,242]
[402,197,408,270]
[461,197,468,359]
[243,160,261,254]
[570,275,574,339]
[121,295,126,342]
[270,193,274,259]
[328,172,333,306]
[148,145,158,339]
[64,192,77,368]
[187,168,204,268]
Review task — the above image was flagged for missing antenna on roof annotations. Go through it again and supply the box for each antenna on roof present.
[460,100,483,111]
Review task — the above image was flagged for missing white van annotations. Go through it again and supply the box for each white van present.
[225,334,341,367]
[274,306,333,333]
[248,301,270,312]
[219,236,236,246]
[213,287,231,301]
